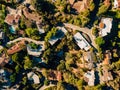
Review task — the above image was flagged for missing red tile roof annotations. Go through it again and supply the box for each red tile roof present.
[5,14,21,25]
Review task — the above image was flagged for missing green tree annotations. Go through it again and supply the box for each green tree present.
[15,65,20,73]
[22,76,27,85]
[24,56,33,70]
[95,37,105,47]
[12,53,19,65]
[57,81,65,90]
[92,27,99,36]
[10,73,16,83]
[57,60,66,71]
[97,5,109,16]
[44,79,49,86]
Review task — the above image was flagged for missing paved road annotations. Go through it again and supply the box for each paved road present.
[63,23,97,49]
[40,84,55,90]
[7,37,44,45]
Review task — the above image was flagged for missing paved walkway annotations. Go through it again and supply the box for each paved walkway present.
[63,23,97,49]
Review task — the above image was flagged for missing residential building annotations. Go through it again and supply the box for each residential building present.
[72,0,90,13]
[0,54,10,67]
[102,50,112,65]
[27,43,44,57]
[48,70,62,81]
[84,70,95,86]
[99,18,113,37]
[0,69,11,89]
[83,51,94,69]
[5,14,21,25]
[0,30,4,40]
[74,32,91,51]
[49,27,67,45]
[114,0,120,8]
[69,0,75,5]
[27,72,40,84]
[104,0,111,6]
[36,22,45,34]
[99,67,113,84]
[23,7,41,22]
[7,40,25,55]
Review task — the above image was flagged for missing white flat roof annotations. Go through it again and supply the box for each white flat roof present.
[27,72,40,84]
[100,18,112,37]
[74,32,91,51]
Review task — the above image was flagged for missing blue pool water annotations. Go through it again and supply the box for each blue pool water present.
[9,26,16,34]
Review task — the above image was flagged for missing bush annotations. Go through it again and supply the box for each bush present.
[44,79,49,86]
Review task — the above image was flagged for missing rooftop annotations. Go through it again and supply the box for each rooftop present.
[84,70,95,86]
[99,18,113,37]
[74,32,91,51]
[27,72,40,84]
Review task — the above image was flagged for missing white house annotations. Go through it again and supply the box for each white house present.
[84,70,95,86]
[27,72,40,84]
[27,44,44,57]
[36,22,45,34]
[99,18,113,37]
[74,32,91,51]
[49,26,67,45]
[0,30,4,40]
[114,0,120,8]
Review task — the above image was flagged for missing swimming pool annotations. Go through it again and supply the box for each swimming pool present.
[9,26,16,34]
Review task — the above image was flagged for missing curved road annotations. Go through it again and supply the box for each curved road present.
[40,84,55,90]
[63,23,97,49]
[7,37,44,45]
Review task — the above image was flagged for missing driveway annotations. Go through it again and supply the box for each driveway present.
[63,23,97,49]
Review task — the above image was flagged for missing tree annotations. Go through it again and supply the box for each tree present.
[57,60,66,71]
[12,53,19,65]
[57,82,65,90]
[92,27,99,36]
[22,76,27,85]
[97,5,109,16]
[24,56,33,70]
[95,37,105,47]
[10,73,16,83]
[76,79,84,90]
[118,31,120,38]
[15,65,20,73]
[44,79,49,86]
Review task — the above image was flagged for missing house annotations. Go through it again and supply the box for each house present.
[0,69,11,88]
[99,18,113,37]
[104,0,111,6]
[0,30,4,40]
[72,0,90,13]
[5,14,21,25]
[69,0,75,5]
[84,70,95,86]
[102,50,112,65]
[7,40,25,55]
[83,51,94,69]
[0,54,10,67]
[36,22,45,34]
[49,27,67,45]
[27,43,44,57]
[27,72,40,84]
[48,70,62,81]
[74,32,91,51]
[23,7,41,22]
[99,67,113,84]
[114,0,120,8]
